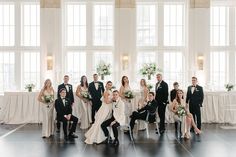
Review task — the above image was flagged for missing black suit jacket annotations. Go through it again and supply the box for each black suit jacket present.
[170,89,177,102]
[186,85,204,107]
[88,81,105,104]
[138,100,158,123]
[55,98,72,121]
[57,83,74,103]
[155,81,169,105]
[139,100,158,114]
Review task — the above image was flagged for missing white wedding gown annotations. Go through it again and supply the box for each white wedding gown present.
[84,90,113,144]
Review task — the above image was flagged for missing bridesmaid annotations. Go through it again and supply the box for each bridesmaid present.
[38,79,55,138]
[137,79,149,130]
[76,76,92,129]
[119,76,133,120]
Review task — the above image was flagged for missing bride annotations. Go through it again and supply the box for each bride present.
[84,81,113,144]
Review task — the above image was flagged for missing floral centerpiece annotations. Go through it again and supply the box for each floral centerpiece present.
[25,84,35,92]
[96,61,111,80]
[147,84,153,91]
[140,63,159,80]
[81,91,92,101]
[177,105,186,117]
[225,83,234,92]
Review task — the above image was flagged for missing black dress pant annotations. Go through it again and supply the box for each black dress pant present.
[130,111,147,131]
[91,100,102,123]
[59,115,78,136]
[158,103,166,131]
[101,116,120,140]
[189,104,201,129]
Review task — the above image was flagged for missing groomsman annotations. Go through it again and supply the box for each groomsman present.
[101,90,126,146]
[56,75,74,132]
[186,76,204,130]
[55,88,78,140]
[88,74,105,123]
[129,92,158,133]
[155,73,169,134]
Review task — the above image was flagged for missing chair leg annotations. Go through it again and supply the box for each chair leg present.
[128,125,134,141]
[145,122,149,138]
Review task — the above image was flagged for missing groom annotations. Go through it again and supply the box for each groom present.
[88,74,105,123]
[101,90,126,146]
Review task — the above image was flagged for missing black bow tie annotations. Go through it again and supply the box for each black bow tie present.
[61,98,65,100]
[113,100,116,102]
[192,85,196,87]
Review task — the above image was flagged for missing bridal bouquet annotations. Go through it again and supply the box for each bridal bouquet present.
[43,95,54,105]
[25,83,35,92]
[177,105,186,117]
[96,61,111,80]
[225,83,234,92]
[81,91,92,101]
[124,90,135,99]
[140,63,159,80]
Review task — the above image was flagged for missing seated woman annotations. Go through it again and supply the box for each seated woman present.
[171,89,201,139]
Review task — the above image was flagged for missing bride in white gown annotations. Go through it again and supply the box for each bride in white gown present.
[84,81,113,144]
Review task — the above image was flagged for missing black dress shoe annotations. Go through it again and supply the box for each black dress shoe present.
[69,133,78,138]
[113,139,119,146]
[56,129,60,133]
[64,136,69,140]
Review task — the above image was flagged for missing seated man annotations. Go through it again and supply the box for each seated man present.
[101,90,126,146]
[55,88,78,140]
[129,92,158,134]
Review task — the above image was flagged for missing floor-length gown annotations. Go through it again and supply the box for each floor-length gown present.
[41,90,54,137]
[173,99,187,138]
[84,90,113,144]
[78,87,92,129]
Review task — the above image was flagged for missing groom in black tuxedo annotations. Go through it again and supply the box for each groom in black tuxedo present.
[88,74,105,123]
[186,76,204,130]
[55,88,78,140]
[155,73,169,134]
[56,75,74,132]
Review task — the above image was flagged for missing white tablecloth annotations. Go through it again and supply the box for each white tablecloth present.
[1,91,236,124]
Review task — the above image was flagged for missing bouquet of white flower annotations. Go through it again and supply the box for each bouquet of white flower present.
[140,63,160,80]
[81,91,92,101]
[43,95,54,104]
[96,61,111,80]
[25,84,35,92]
[124,90,135,99]
[225,83,234,92]
[177,105,186,117]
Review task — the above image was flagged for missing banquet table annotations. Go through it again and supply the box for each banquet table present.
[1,91,236,124]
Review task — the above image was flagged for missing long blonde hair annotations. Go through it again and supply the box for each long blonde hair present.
[42,79,52,91]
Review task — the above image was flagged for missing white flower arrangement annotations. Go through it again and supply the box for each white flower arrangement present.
[124,90,135,99]
[81,91,92,100]
[43,95,54,104]
[96,61,111,80]
[25,84,35,92]
[225,83,234,92]
[177,105,186,117]
[140,63,160,80]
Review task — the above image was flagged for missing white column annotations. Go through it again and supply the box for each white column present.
[188,0,210,87]
[40,0,61,86]
[114,0,136,84]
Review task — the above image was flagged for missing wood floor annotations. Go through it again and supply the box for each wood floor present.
[0,123,235,157]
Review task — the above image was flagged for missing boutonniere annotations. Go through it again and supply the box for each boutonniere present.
[65,100,68,105]
[158,86,162,89]
[195,88,199,92]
